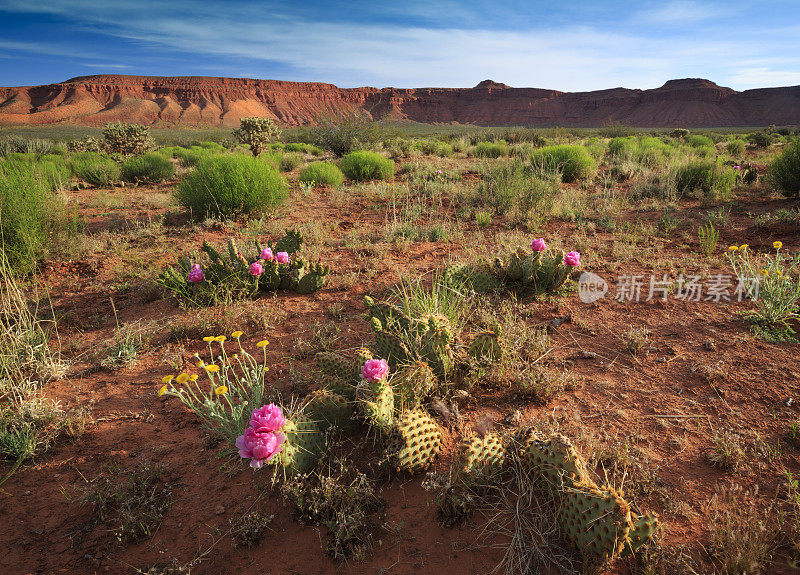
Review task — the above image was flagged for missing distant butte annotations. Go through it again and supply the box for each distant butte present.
[0,75,798,127]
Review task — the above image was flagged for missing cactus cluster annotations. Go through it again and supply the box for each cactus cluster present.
[365,296,455,380]
[273,413,324,476]
[159,230,329,305]
[443,244,573,297]
[303,389,356,432]
[468,323,504,363]
[356,376,395,433]
[518,431,659,568]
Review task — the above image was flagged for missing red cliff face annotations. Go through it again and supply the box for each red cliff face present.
[0,75,798,127]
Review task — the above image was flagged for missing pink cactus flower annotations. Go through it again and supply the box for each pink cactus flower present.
[733,165,741,170]
[261,247,274,261]
[249,403,286,432]
[361,358,389,382]
[564,251,581,267]
[235,426,285,469]
[435,169,442,174]
[187,264,204,283]
[276,252,289,264]
[530,238,547,252]
[250,262,264,276]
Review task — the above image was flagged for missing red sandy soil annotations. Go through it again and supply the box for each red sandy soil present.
[1,164,800,575]
[1,75,799,128]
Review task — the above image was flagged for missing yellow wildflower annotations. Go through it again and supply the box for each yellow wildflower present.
[760,269,769,277]
[176,373,190,384]
[214,385,228,396]
[728,245,738,252]
[256,339,269,348]
[214,335,227,343]
[197,360,206,368]
[203,336,214,342]
[205,364,221,373]
[740,244,749,250]
[161,375,173,384]
[190,374,199,381]
[231,331,244,339]
[158,384,168,396]
[773,241,783,249]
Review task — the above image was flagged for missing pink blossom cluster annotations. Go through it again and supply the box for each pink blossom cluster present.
[235,403,287,469]
[530,238,581,267]
[187,263,204,283]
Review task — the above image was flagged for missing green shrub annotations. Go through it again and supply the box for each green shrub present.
[674,160,736,200]
[102,122,155,155]
[767,138,800,198]
[338,151,395,182]
[197,141,226,151]
[415,140,453,157]
[285,142,323,156]
[472,141,508,158]
[669,128,690,139]
[608,137,636,158]
[279,152,302,172]
[121,152,176,183]
[308,115,400,157]
[69,152,121,187]
[529,145,596,182]
[299,162,345,187]
[688,135,714,148]
[747,131,773,149]
[173,146,215,167]
[0,162,69,272]
[726,140,747,156]
[175,154,288,218]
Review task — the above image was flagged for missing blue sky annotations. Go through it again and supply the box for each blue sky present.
[0,0,799,91]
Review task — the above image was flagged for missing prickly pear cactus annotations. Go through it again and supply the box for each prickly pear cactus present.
[443,262,501,293]
[315,351,352,380]
[460,432,505,476]
[392,360,437,409]
[356,377,395,433]
[303,389,356,432]
[365,296,411,332]
[274,229,304,256]
[353,347,373,377]
[519,431,592,491]
[295,260,330,294]
[258,259,281,291]
[557,483,632,569]
[388,409,442,472]
[503,248,528,282]
[468,323,504,362]
[414,314,455,378]
[533,250,570,294]
[622,512,660,557]
[274,414,323,476]
[371,317,412,366]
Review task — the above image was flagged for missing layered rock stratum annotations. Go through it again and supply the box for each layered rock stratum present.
[1,75,798,127]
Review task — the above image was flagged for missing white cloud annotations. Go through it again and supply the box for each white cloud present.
[729,67,800,89]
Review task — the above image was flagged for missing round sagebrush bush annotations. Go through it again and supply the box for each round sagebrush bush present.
[68,152,121,187]
[767,138,800,198]
[299,161,345,187]
[338,151,395,182]
[529,145,597,182]
[121,152,176,183]
[175,154,288,218]
[688,135,714,148]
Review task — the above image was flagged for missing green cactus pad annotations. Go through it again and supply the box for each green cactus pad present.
[274,229,304,255]
[274,414,323,476]
[557,483,631,567]
[392,361,437,410]
[303,389,356,432]
[295,261,329,294]
[388,409,442,472]
[356,377,395,432]
[621,512,660,557]
[460,432,505,476]
[519,431,592,490]
[315,351,352,380]
[468,323,504,362]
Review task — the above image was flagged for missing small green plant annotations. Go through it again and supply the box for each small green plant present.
[475,210,491,227]
[622,326,652,355]
[299,161,344,187]
[674,160,736,200]
[727,243,800,336]
[69,151,121,187]
[698,222,719,257]
[472,140,508,158]
[708,429,745,471]
[308,113,399,156]
[767,138,800,198]
[726,139,746,156]
[175,154,288,218]
[688,134,714,148]
[234,117,281,156]
[232,511,274,548]
[747,131,773,149]
[338,150,395,181]
[529,145,597,182]
[102,121,155,155]
[121,152,175,183]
